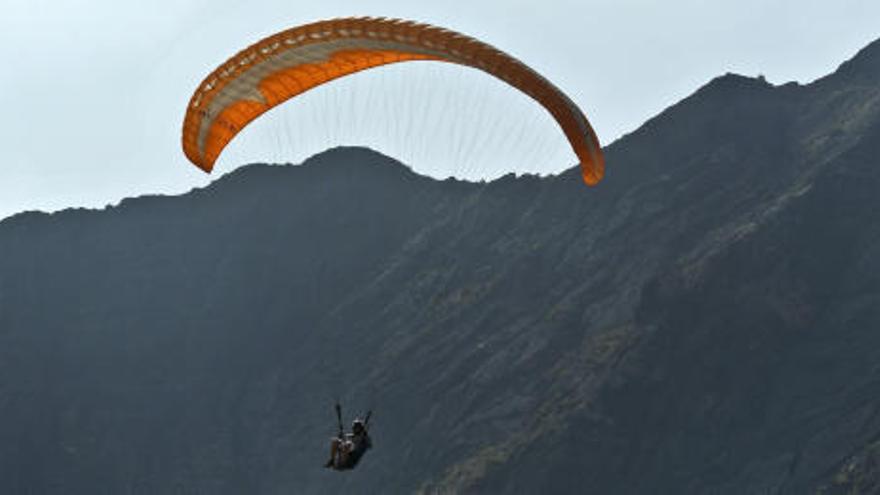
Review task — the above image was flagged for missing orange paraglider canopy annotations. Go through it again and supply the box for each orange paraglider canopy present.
[181,17,605,185]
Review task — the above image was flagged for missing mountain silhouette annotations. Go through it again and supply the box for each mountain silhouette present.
[1,38,879,494]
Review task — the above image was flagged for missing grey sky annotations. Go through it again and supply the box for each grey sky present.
[1,0,878,220]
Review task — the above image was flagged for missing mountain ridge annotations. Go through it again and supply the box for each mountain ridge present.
[0,37,878,494]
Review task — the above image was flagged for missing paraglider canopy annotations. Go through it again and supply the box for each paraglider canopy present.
[181,17,605,185]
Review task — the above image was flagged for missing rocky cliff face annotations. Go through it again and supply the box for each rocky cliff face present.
[0,39,878,494]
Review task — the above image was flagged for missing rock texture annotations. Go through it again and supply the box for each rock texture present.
[0,39,879,494]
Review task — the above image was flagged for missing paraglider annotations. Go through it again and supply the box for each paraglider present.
[181,17,605,185]
[325,403,373,471]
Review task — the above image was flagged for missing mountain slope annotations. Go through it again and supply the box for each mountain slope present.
[0,39,879,494]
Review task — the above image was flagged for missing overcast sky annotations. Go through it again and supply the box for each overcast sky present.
[1,0,878,220]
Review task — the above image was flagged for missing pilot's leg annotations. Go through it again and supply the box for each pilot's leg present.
[325,437,341,468]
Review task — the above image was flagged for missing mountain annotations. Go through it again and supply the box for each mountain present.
[1,38,879,494]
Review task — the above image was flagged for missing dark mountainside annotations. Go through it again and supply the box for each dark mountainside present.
[1,39,880,494]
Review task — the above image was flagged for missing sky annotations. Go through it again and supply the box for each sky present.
[1,0,878,220]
